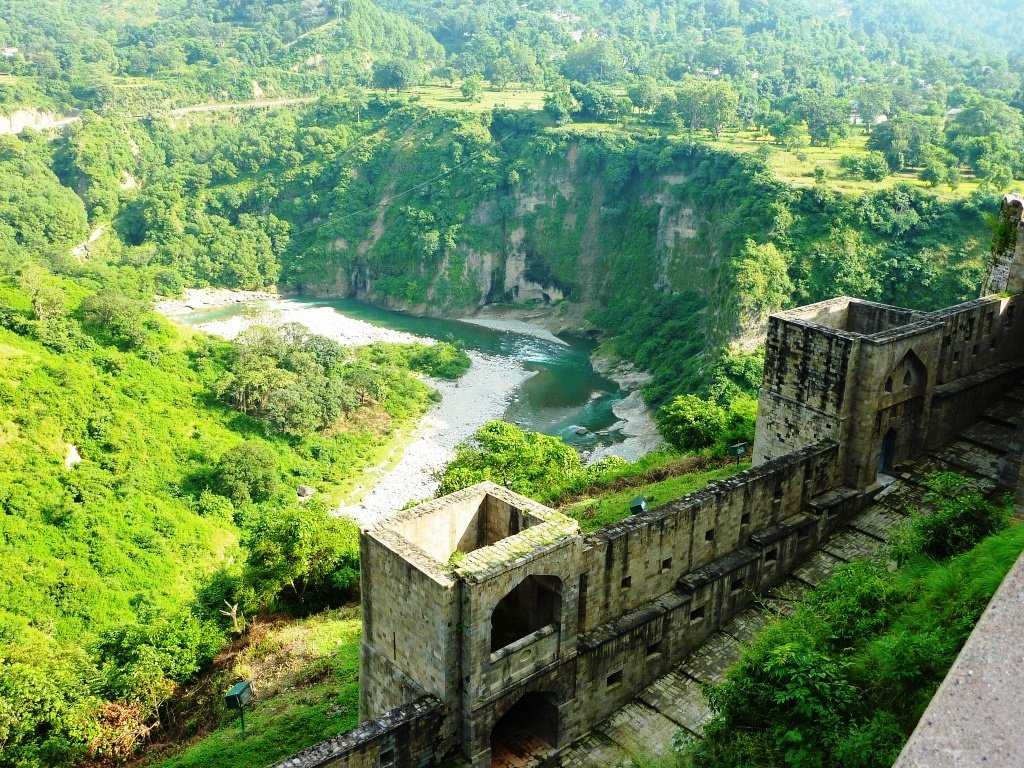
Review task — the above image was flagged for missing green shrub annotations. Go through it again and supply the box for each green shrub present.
[897,472,1011,560]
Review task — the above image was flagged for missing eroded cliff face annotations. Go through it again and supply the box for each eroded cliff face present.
[297,138,737,344]
[0,108,80,135]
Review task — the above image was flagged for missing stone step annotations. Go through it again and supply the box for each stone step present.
[548,732,623,768]
[849,505,907,541]
[721,606,774,644]
[791,549,845,587]
[1002,381,1024,403]
[595,701,682,760]
[933,439,1004,481]
[961,421,1017,453]
[679,631,741,685]
[823,528,886,562]
[982,398,1024,428]
[637,669,713,735]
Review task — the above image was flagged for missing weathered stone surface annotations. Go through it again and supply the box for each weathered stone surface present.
[279,203,1024,768]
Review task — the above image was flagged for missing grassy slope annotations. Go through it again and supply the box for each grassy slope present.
[563,462,749,532]
[146,453,742,766]
[150,609,361,768]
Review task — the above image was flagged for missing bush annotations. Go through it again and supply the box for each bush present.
[897,472,1010,560]
[438,420,582,500]
[242,500,360,612]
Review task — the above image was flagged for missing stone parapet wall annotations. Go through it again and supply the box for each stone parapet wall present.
[577,443,840,633]
[269,696,444,768]
[572,484,859,733]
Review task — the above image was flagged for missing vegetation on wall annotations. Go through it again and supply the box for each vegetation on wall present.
[684,474,1017,768]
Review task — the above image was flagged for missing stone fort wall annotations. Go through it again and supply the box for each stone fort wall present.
[272,196,1024,768]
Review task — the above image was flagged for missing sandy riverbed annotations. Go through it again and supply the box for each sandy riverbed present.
[336,352,534,524]
[156,289,533,524]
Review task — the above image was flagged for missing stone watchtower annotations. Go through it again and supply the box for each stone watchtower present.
[359,482,582,767]
[754,193,1024,491]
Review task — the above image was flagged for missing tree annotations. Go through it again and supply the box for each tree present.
[792,90,849,147]
[439,420,582,500]
[344,85,368,123]
[658,395,728,451]
[676,78,740,138]
[79,291,150,349]
[243,501,360,609]
[214,442,278,505]
[854,83,893,131]
[461,74,485,102]
[628,78,662,114]
[488,57,515,91]
[372,59,421,92]
[544,88,579,125]
[17,264,67,324]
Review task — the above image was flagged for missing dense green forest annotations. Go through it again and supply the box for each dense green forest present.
[2,0,1024,766]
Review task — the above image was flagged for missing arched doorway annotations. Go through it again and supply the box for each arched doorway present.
[878,428,897,474]
[490,575,562,653]
[490,691,558,767]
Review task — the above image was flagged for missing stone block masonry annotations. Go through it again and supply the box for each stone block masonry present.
[273,194,1024,768]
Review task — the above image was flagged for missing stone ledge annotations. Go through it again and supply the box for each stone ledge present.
[267,695,442,768]
[894,551,1024,768]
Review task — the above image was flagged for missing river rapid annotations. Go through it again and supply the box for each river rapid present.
[163,291,663,523]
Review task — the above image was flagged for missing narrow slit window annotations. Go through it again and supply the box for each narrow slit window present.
[731,577,745,593]
[765,548,778,562]
[690,606,705,622]
[661,557,672,573]
[646,640,662,657]
[379,749,395,767]
[621,575,632,589]
[741,512,751,525]
[607,670,623,687]
[705,528,715,542]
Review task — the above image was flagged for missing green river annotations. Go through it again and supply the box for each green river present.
[186,297,630,453]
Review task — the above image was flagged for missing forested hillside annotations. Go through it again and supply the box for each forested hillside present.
[3,0,1024,766]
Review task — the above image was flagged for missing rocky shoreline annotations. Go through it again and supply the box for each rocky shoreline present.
[589,357,666,463]
[155,289,664,520]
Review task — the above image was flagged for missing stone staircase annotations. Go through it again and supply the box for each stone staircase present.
[546,387,1023,768]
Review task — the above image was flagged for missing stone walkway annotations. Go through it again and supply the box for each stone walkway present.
[546,395,1018,768]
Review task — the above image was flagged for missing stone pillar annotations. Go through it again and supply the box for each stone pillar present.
[984,193,1024,296]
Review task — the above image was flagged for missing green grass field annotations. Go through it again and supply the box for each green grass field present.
[704,130,993,200]
[403,83,547,113]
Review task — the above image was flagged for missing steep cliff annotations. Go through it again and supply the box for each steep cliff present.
[284,110,990,406]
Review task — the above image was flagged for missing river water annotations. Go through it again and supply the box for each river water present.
[183,296,629,453]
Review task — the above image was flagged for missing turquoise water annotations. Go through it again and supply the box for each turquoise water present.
[185,297,626,451]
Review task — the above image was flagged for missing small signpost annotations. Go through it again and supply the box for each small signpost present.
[225,680,254,738]
[727,442,749,465]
